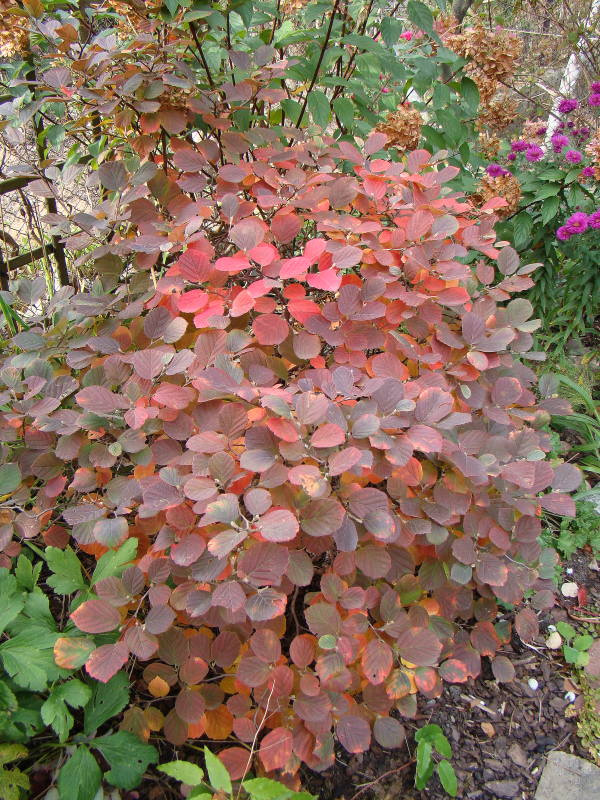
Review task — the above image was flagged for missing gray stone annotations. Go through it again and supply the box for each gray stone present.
[535,751,600,799]
[484,780,520,798]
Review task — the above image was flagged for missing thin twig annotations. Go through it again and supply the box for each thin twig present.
[189,21,215,88]
[349,759,416,800]
[295,0,342,130]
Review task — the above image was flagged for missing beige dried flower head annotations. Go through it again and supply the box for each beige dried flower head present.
[375,104,423,152]
[0,0,29,59]
[585,131,600,163]
[478,132,501,159]
[473,173,521,218]
[447,23,522,103]
[282,0,310,13]
[477,95,518,132]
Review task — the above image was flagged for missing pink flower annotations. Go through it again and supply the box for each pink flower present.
[525,145,543,162]
[551,134,569,153]
[381,87,390,93]
[592,82,600,92]
[511,140,529,152]
[589,93,600,107]
[556,226,572,241]
[507,153,516,161]
[486,163,508,177]
[558,98,578,113]
[565,149,583,164]
[582,166,595,177]
[400,31,414,40]
[589,209,600,228]
[565,211,589,233]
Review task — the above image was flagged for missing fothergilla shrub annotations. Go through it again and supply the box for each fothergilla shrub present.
[0,133,580,777]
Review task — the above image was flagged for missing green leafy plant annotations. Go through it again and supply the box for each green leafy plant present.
[555,621,596,668]
[415,724,457,796]
[159,746,315,799]
[0,744,29,800]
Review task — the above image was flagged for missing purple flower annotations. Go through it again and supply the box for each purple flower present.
[551,134,569,152]
[507,152,516,162]
[567,121,575,129]
[565,211,589,233]
[510,139,530,152]
[589,93,600,106]
[592,82,600,92]
[556,226,572,241]
[525,145,544,162]
[589,209,600,228]
[536,126,547,135]
[486,163,508,177]
[565,149,583,164]
[582,166,595,177]
[558,98,578,113]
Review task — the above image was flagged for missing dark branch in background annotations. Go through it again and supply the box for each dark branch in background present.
[296,0,342,129]
[189,21,215,88]
[27,63,70,287]
[452,0,475,28]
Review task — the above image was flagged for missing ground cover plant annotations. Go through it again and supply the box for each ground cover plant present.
[0,0,597,797]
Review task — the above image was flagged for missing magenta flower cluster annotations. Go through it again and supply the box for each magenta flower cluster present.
[558,98,578,113]
[556,210,600,241]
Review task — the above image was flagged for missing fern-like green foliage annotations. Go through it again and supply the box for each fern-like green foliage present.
[0,744,29,800]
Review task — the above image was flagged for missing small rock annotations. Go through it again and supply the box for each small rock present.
[507,742,529,768]
[546,631,562,649]
[481,722,495,737]
[535,751,600,798]
[484,779,520,797]
[528,678,540,691]
[561,581,578,597]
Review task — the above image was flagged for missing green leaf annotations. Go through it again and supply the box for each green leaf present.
[380,17,403,48]
[556,621,577,640]
[432,731,452,759]
[541,195,560,225]
[460,77,480,112]
[415,740,435,790]
[93,731,157,790]
[57,746,102,800]
[243,777,308,799]
[14,555,41,592]
[84,670,129,735]
[159,760,205,785]
[46,547,86,595]
[407,0,434,32]
[0,766,29,800]
[307,90,330,129]
[41,680,91,742]
[573,634,594,651]
[333,97,354,131]
[0,464,21,496]
[512,211,533,249]
[281,98,302,126]
[437,760,458,796]
[0,629,58,691]
[0,571,24,635]
[204,746,232,793]
[91,538,137,586]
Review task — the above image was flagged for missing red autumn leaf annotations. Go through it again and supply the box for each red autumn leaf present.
[71,598,121,634]
[311,423,346,448]
[253,314,289,345]
[259,727,293,772]
[373,717,405,749]
[396,627,442,667]
[336,715,371,754]
[75,386,128,415]
[491,655,515,683]
[177,289,209,313]
[362,639,393,685]
[258,508,299,542]
[271,211,301,243]
[230,217,265,251]
[438,658,469,683]
[85,642,129,683]
[328,446,362,476]
[515,607,539,642]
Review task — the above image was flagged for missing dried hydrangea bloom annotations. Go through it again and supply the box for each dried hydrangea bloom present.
[473,172,521,217]
[446,23,522,103]
[375,104,423,152]
[476,96,519,133]
[478,132,502,159]
[0,0,29,59]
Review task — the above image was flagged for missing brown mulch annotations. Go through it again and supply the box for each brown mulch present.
[302,551,600,800]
